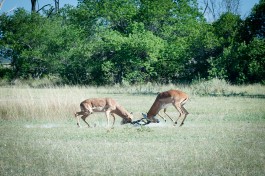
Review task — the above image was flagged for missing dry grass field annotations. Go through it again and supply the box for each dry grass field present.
[0,84,265,175]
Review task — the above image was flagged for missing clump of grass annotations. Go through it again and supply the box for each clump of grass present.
[228,83,265,97]
[191,78,230,96]
[190,78,265,97]
[101,82,189,95]
[10,76,62,88]
[136,126,153,132]
[0,87,79,120]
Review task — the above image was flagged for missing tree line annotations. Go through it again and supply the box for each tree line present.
[0,0,264,85]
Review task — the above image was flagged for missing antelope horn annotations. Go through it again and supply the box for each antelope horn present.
[131,118,150,126]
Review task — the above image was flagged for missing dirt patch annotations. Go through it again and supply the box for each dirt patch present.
[24,124,61,128]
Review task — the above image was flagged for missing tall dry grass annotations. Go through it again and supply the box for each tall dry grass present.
[1,87,77,120]
[0,82,265,121]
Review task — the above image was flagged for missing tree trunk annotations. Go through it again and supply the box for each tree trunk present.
[54,0,59,13]
[31,0,37,12]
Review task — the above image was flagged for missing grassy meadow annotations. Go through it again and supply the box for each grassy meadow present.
[0,83,265,175]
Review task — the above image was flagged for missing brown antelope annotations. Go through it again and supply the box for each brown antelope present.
[74,98,133,128]
[142,89,189,126]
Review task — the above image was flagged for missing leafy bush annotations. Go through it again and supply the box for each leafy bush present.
[0,66,13,80]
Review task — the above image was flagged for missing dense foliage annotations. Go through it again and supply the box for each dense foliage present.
[0,0,264,85]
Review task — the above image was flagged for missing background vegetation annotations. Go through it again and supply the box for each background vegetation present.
[0,0,264,86]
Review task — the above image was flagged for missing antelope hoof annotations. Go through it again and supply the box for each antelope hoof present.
[180,123,184,127]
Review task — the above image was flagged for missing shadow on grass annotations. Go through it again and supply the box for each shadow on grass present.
[209,93,265,99]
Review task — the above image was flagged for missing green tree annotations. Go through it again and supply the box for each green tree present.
[247,38,265,83]
[213,12,242,47]
[208,0,265,84]
[207,12,243,82]
[1,0,263,85]
[240,0,265,43]
[0,8,90,84]
[134,0,208,83]
[77,0,138,34]
[88,22,164,85]
[0,9,50,78]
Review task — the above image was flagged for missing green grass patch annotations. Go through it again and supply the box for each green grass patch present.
[0,86,265,175]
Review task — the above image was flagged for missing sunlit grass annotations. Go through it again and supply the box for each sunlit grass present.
[1,121,264,175]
